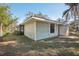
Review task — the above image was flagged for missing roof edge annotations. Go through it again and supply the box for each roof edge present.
[23,16,63,24]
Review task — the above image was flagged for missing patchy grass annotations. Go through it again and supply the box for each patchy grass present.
[0,33,79,56]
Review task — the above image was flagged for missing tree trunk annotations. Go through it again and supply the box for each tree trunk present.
[74,7,77,32]
[0,23,3,37]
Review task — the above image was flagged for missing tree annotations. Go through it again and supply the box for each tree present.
[9,16,18,25]
[0,5,12,37]
[8,17,18,33]
[62,3,79,33]
[62,3,79,22]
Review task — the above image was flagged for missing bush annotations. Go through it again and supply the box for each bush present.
[3,33,9,37]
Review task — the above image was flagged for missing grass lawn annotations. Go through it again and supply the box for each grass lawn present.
[0,33,79,56]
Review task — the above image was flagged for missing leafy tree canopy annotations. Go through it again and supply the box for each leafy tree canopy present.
[0,5,13,26]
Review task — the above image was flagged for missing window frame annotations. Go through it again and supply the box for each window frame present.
[50,23,55,33]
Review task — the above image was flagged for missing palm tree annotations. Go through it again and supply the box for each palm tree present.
[0,5,12,37]
[62,3,79,22]
[62,3,79,33]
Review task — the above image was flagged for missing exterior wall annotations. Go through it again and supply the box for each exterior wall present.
[24,21,36,40]
[59,25,69,36]
[24,20,69,40]
[36,21,58,40]
[49,24,58,37]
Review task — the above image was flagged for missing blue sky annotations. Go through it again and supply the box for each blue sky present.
[8,3,68,24]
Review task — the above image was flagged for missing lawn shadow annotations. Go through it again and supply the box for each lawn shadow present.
[0,33,79,56]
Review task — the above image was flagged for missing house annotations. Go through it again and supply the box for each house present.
[23,15,69,40]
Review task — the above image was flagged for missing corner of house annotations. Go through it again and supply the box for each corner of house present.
[34,21,37,41]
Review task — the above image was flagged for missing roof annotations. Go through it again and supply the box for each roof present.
[23,16,63,25]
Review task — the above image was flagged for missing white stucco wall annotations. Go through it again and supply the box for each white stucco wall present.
[24,20,68,40]
[49,24,58,37]
[59,25,69,36]
[36,21,58,40]
[24,21,36,40]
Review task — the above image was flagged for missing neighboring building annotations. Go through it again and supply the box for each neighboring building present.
[23,15,69,40]
[17,24,24,35]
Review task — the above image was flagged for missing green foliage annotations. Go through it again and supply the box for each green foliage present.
[62,8,70,21]
[0,5,19,36]
[0,5,19,27]
[0,5,12,26]
[9,16,18,25]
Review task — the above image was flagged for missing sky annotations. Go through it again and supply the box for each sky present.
[7,3,68,24]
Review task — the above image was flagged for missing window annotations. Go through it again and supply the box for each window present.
[50,24,55,33]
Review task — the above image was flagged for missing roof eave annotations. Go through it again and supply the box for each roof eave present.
[23,16,63,25]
